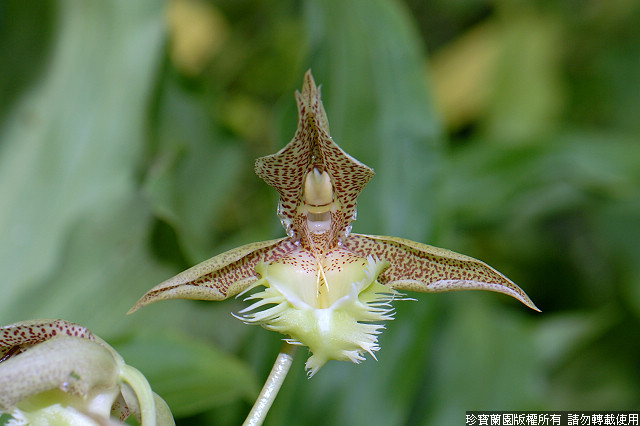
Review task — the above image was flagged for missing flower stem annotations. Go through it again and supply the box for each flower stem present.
[243,342,297,426]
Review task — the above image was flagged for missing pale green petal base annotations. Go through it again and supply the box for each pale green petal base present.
[8,405,105,426]
[236,254,404,376]
[9,388,121,426]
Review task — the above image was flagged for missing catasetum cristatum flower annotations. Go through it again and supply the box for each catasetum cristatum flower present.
[0,319,174,426]
[130,71,538,375]
[130,72,538,425]
[129,70,538,424]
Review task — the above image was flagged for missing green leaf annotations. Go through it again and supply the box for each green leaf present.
[414,296,543,425]
[0,0,166,323]
[482,7,564,142]
[144,78,246,262]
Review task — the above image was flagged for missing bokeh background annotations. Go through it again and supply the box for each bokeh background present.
[1,0,639,424]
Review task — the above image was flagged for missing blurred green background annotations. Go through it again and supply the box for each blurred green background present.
[1,0,639,424]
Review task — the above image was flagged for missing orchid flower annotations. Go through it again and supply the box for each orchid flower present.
[0,319,174,426]
[129,71,538,424]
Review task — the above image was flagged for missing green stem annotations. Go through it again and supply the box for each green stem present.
[243,342,297,426]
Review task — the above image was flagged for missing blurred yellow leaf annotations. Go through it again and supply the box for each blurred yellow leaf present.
[430,21,499,132]
[167,0,228,75]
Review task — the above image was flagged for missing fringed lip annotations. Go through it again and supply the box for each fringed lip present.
[234,253,410,376]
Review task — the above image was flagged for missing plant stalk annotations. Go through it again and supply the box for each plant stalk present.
[243,342,297,426]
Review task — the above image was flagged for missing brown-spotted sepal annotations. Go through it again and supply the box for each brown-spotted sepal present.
[343,234,540,311]
[129,238,298,313]
[254,70,374,240]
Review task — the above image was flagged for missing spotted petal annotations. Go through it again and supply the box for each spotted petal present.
[129,238,298,313]
[0,319,96,363]
[254,70,374,236]
[343,234,540,311]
